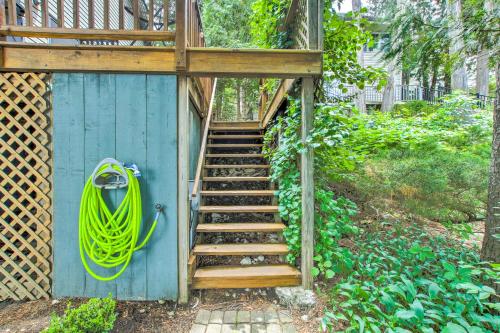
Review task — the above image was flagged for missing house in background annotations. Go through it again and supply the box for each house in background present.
[327,3,494,111]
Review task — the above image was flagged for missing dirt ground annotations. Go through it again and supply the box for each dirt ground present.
[0,289,328,333]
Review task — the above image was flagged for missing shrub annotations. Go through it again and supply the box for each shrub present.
[43,296,117,333]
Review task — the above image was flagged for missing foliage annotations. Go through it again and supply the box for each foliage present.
[200,1,260,120]
[324,93,492,222]
[322,224,499,332]
[200,0,255,48]
[373,0,499,90]
[264,100,359,278]
[43,296,117,333]
[322,6,386,91]
[250,0,291,48]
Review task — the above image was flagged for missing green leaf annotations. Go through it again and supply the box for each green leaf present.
[395,310,415,320]
[441,323,467,333]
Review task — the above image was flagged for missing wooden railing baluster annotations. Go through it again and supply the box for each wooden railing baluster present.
[119,0,124,30]
[41,0,49,27]
[73,0,80,28]
[133,0,140,30]
[164,0,169,31]
[25,0,33,26]
[88,0,95,29]
[104,0,110,30]
[7,0,15,25]
[0,0,5,28]
[149,0,154,30]
[57,0,65,28]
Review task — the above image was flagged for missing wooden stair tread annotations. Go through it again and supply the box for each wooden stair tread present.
[204,164,270,169]
[193,243,288,255]
[197,223,285,233]
[206,153,264,158]
[209,127,262,131]
[192,264,301,289]
[201,190,275,196]
[199,205,279,213]
[208,135,263,139]
[203,176,269,182]
[207,144,263,148]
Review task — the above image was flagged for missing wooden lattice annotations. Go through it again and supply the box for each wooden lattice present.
[290,0,308,49]
[0,73,52,300]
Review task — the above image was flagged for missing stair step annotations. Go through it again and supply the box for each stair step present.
[197,223,285,233]
[203,176,269,182]
[193,243,288,256]
[192,264,301,289]
[207,144,263,148]
[201,190,275,196]
[211,121,260,128]
[208,135,263,139]
[206,153,264,158]
[204,164,270,169]
[209,127,262,131]
[199,205,279,213]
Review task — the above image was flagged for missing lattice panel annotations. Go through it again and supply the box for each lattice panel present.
[0,73,52,300]
[290,0,308,49]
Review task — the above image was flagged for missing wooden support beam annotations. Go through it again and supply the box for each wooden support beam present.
[301,77,314,290]
[177,74,190,304]
[0,43,177,72]
[0,26,176,41]
[187,48,321,77]
[0,44,322,77]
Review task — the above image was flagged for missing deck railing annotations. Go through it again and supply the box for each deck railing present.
[191,78,217,199]
[325,83,497,108]
[0,0,182,42]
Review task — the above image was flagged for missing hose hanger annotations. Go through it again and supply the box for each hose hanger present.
[79,158,162,281]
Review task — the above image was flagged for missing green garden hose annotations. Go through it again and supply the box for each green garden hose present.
[79,164,160,281]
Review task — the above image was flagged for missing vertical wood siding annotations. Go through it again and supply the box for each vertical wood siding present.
[52,73,178,300]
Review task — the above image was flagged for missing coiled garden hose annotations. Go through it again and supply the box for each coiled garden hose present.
[79,165,160,281]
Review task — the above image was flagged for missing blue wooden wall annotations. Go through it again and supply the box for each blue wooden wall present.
[189,101,202,179]
[52,73,178,300]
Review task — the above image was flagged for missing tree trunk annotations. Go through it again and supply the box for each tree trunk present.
[482,63,500,293]
[352,0,366,113]
[236,81,242,120]
[476,0,493,96]
[448,0,468,91]
[215,80,225,121]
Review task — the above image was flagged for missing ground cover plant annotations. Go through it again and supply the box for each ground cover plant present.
[43,296,117,333]
[322,223,499,332]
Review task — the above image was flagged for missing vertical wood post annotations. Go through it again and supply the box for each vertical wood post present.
[177,74,190,304]
[0,0,6,42]
[301,77,315,290]
[176,0,188,70]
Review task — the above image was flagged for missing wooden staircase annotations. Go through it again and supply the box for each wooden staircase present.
[190,121,301,289]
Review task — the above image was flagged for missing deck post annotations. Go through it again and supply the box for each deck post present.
[301,77,315,290]
[178,74,190,304]
[175,0,188,70]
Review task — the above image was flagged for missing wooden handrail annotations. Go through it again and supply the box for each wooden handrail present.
[191,78,218,198]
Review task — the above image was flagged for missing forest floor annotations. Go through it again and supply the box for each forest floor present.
[0,214,484,333]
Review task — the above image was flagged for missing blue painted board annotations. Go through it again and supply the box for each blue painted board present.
[52,73,178,300]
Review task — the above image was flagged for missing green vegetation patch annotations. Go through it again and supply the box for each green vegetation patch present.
[43,296,117,333]
[322,224,499,332]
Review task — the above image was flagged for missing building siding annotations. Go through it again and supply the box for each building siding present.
[52,73,178,300]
